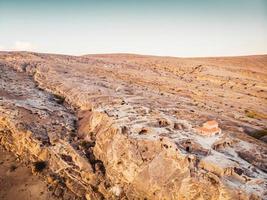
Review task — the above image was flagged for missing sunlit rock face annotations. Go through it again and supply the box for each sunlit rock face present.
[195,120,222,136]
[0,52,266,199]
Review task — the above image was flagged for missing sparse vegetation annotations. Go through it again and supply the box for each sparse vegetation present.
[245,128,267,139]
[9,164,17,172]
[1,52,267,199]
[54,94,65,104]
[245,110,256,118]
[245,110,267,119]
[252,129,267,139]
[34,161,47,172]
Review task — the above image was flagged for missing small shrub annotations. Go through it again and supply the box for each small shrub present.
[252,129,267,139]
[10,165,17,172]
[245,110,256,118]
[54,94,65,104]
[34,161,47,172]
[245,110,267,119]
[244,128,267,139]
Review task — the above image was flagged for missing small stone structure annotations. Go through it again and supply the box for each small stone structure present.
[196,120,221,136]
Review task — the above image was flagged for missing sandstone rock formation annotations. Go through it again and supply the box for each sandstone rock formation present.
[196,120,222,136]
[0,52,266,200]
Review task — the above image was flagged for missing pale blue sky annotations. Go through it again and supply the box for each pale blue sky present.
[0,0,266,56]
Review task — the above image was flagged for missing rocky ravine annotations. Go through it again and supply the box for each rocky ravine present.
[0,52,266,200]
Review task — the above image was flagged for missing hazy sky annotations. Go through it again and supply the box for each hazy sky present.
[0,0,266,56]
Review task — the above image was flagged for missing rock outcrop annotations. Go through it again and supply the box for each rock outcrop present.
[0,52,266,199]
[196,120,222,136]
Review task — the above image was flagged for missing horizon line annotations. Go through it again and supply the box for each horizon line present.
[1,50,267,59]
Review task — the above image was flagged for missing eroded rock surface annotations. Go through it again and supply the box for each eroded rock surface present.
[0,52,267,200]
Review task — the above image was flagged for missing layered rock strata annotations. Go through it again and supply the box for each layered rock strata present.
[0,52,266,199]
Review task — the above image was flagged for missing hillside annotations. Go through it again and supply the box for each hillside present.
[0,52,266,200]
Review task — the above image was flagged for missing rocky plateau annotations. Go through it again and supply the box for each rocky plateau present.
[0,52,266,200]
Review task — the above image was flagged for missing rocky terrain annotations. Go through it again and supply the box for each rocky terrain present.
[0,145,59,200]
[0,51,266,200]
